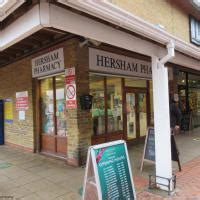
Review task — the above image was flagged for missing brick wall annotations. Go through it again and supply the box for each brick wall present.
[0,57,34,151]
[0,37,93,161]
[64,40,92,166]
[110,0,190,43]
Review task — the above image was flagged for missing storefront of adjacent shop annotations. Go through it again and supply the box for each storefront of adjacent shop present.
[176,69,200,129]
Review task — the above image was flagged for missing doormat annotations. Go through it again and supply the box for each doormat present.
[193,138,200,141]
[0,162,12,169]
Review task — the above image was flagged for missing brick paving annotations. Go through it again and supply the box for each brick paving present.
[137,156,200,200]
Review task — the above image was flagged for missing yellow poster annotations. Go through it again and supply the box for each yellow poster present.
[4,99,13,124]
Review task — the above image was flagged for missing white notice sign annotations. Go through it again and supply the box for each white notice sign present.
[19,111,25,120]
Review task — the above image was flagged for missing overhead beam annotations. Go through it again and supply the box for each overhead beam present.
[0,3,50,51]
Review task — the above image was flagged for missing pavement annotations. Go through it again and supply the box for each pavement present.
[0,128,199,199]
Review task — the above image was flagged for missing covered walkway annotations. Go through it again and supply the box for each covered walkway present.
[0,128,199,199]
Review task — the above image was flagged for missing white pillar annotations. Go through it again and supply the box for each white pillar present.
[152,56,172,191]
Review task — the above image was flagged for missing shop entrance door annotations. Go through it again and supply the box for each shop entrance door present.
[125,90,147,141]
[40,75,67,156]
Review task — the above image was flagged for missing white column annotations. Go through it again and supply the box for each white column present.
[152,56,172,191]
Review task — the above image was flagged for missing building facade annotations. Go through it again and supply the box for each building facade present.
[0,0,199,191]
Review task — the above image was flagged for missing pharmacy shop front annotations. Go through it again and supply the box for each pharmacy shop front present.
[89,48,153,145]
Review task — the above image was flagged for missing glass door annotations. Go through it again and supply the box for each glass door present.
[138,93,147,137]
[125,91,147,140]
[40,74,67,156]
[126,93,137,139]
[55,75,67,154]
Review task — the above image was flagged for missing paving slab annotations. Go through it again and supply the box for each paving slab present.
[0,128,199,199]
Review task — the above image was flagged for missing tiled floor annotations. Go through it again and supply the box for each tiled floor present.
[0,128,199,199]
[0,148,84,199]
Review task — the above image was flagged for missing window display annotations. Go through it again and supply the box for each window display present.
[89,74,149,140]
[89,75,105,135]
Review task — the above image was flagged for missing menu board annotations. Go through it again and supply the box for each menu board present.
[144,128,155,162]
[140,128,155,171]
[82,140,136,200]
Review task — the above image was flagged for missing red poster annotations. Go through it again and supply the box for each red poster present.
[65,68,77,109]
[16,91,28,110]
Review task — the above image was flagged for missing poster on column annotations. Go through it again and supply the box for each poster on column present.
[65,67,77,109]
[16,91,28,110]
[82,140,136,200]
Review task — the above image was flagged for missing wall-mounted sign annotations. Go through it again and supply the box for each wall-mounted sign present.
[32,48,64,78]
[89,48,152,79]
[19,110,25,121]
[4,99,13,124]
[65,67,77,109]
[82,140,136,200]
[16,91,28,110]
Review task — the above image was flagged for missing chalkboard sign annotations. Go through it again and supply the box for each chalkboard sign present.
[140,127,155,171]
[82,140,136,200]
[144,128,155,162]
[140,128,181,172]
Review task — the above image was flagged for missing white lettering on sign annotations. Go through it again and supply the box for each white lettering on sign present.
[32,48,64,78]
[89,48,152,79]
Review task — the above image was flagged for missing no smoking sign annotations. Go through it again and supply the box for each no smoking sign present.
[66,83,77,109]
[66,85,76,99]
[65,67,77,109]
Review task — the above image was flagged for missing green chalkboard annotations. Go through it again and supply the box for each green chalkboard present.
[144,128,155,162]
[93,141,135,200]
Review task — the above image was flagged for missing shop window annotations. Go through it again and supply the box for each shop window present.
[89,75,123,136]
[89,75,105,135]
[178,71,186,86]
[107,77,123,133]
[190,16,200,46]
[125,78,147,88]
[177,71,187,113]
[188,74,200,127]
